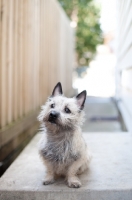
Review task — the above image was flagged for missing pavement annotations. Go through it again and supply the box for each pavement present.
[83,97,124,132]
[0,133,132,200]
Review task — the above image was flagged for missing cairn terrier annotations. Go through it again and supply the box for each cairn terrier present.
[38,82,91,188]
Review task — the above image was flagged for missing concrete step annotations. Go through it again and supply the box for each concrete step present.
[0,132,132,200]
[83,97,124,132]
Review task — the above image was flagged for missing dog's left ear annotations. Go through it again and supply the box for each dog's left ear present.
[76,90,87,110]
[52,82,63,97]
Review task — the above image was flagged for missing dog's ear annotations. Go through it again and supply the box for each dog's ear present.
[52,82,63,97]
[76,90,87,110]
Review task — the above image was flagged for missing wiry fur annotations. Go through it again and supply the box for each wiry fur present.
[38,83,91,188]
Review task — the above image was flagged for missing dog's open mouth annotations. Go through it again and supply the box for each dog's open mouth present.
[48,120,56,124]
[48,118,57,124]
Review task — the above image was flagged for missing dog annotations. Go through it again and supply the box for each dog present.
[38,82,91,188]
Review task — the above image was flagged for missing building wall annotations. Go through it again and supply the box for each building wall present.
[116,0,132,131]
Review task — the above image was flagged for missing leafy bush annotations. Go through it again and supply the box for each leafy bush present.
[58,0,103,66]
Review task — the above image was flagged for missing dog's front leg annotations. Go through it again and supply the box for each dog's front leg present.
[42,159,55,185]
[67,158,84,188]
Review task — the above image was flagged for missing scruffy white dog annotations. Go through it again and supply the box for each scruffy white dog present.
[38,82,91,188]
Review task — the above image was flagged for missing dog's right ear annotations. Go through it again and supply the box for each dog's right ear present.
[76,90,87,110]
[51,82,63,97]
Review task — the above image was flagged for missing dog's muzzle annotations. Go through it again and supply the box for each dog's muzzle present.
[48,111,60,124]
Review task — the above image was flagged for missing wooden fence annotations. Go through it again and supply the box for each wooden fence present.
[0,0,74,174]
[116,0,132,132]
[0,0,74,129]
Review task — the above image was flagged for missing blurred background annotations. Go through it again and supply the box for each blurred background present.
[0,0,132,175]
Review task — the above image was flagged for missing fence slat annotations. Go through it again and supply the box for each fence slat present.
[7,0,13,124]
[1,0,8,127]
[0,0,2,130]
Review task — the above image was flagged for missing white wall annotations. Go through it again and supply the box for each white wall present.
[116,0,132,131]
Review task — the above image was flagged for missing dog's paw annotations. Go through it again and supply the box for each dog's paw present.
[43,179,55,185]
[68,178,82,188]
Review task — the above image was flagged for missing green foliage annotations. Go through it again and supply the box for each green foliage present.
[58,0,103,66]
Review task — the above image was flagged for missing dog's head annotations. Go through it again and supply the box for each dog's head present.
[38,82,87,134]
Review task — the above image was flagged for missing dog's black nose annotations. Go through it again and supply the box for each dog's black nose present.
[49,111,59,124]
[49,111,59,119]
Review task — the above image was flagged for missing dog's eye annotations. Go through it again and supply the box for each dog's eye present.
[51,103,55,108]
[65,107,71,113]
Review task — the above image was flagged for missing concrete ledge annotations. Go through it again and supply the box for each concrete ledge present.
[117,99,132,132]
[0,133,132,200]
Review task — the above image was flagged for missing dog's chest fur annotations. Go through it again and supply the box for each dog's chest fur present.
[40,136,80,168]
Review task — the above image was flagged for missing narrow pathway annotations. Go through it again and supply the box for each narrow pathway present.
[83,97,125,132]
